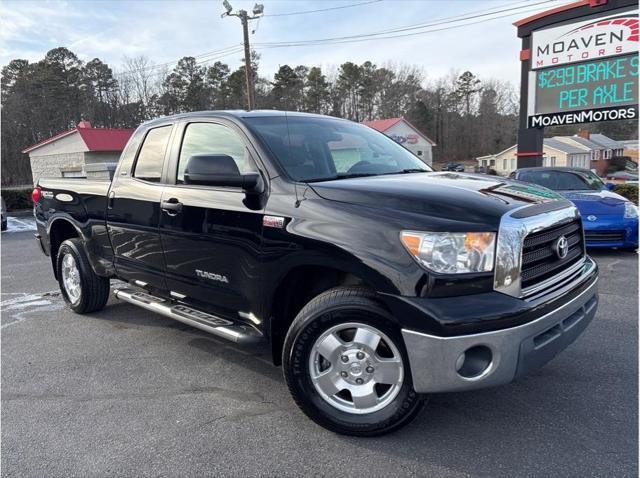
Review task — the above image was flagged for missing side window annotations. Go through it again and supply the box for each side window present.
[177,122,255,184]
[134,125,172,182]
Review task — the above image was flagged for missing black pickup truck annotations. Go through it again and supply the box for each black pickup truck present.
[34,111,598,436]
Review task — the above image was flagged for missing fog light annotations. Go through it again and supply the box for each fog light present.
[456,345,492,379]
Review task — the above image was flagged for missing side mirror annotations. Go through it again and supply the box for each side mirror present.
[184,154,264,194]
[605,182,616,191]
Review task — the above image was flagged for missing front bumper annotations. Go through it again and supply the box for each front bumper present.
[401,272,598,394]
[584,216,638,248]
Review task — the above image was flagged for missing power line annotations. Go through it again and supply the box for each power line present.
[263,0,382,17]
[117,44,243,76]
[254,0,555,47]
[116,47,245,79]
[115,0,558,78]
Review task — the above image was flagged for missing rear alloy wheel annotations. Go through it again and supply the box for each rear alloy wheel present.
[57,238,110,314]
[61,254,82,305]
[283,287,425,436]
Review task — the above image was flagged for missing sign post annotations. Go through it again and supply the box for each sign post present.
[514,0,638,168]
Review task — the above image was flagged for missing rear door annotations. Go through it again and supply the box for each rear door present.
[107,124,174,290]
[159,119,265,319]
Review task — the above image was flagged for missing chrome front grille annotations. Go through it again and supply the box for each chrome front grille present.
[494,203,586,299]
[520,219,585,290]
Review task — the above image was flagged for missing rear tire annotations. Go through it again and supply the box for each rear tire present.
[57,238,110,314]
[282,287,425,436]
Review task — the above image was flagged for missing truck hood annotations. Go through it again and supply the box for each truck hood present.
[309,172,566,226]
[559,190,627,216]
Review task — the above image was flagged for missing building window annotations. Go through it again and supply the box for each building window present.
[490,159,495,166]
[503,158,508,170]
[511,158,516,170]
[550,156,556,167]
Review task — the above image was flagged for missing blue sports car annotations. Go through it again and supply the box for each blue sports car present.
[511,167,638,250]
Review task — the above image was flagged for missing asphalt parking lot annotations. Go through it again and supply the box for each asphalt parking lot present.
[1,227,638,477]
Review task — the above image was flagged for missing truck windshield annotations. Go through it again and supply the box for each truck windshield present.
[244,115,432,182]
[519,170,604,191]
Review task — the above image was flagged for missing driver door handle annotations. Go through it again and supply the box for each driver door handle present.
[161,198,183,215]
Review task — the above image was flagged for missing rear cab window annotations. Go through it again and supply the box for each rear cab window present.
[133,125,172,182]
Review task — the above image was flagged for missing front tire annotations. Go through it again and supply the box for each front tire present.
[57,238,110,314]
[282,287,425,436]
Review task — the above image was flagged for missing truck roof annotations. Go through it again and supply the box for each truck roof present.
[141,110,344,128]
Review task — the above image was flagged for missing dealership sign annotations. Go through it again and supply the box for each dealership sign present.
[531,10,639,69]
[527,9,639,128]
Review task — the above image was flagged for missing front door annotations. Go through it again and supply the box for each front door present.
[107,124,173,290]
[159,120,265,319]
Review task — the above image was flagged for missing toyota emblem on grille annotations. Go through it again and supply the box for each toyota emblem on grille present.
[554,235,569,259]
[587,215,597,222]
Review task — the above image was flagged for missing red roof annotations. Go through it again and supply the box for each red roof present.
[76,128,133,151]
[22,122,134,154]
[362,117,403,133]
[362,117,437,146]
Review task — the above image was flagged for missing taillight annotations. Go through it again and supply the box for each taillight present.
[31,187,42,203]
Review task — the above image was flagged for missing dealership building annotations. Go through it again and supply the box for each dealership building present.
[22,121,133,183]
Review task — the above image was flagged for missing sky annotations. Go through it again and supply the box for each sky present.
[0,0,573,85]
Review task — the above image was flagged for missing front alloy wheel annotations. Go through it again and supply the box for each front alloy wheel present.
[283,287,425,436]
[309,323,404,414]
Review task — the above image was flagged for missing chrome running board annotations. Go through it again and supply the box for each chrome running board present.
[113,288,264,345]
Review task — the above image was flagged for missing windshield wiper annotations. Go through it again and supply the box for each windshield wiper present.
[377,168,431,176]
[334,172,382,179]
[305,169,430,183]
[304,172,379,182]
[397,168,430,174]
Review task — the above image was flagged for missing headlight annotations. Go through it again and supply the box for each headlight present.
[400,231,496,274]
[624,202,638,219]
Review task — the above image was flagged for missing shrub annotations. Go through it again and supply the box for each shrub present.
[1,188,32,211]
[613,184,638,203]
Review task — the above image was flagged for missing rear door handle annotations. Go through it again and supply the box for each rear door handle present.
[161,199,183,215]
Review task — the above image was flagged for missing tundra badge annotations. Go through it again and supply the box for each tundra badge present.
[196,269,229,283]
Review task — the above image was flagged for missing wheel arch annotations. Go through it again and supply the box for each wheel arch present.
[266,260,398,366]
[48,217,81,279]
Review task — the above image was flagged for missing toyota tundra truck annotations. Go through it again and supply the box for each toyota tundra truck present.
[33,111,599,436]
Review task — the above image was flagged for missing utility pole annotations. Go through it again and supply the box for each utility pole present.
[221,1,264,111]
